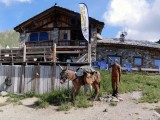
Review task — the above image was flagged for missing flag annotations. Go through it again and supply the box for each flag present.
[79,3,89,42]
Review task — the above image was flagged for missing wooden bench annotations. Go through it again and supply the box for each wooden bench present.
[122,67,160,72]
[141,68,159,72]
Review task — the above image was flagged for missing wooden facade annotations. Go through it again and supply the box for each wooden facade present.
[14,5,104,63]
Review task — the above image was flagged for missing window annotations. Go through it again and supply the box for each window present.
[39,32,48,41]
[63,33,68,40]
[30,32,48,41]
[134,57,142,65]
[30,33,38,41]
[107,56,121,64]
[155,59,160,66]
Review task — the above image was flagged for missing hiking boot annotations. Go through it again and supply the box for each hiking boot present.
[112,93,116,97]
[115,93,119,98]
[112,90,116,97]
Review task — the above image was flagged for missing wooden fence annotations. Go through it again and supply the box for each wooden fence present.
[0,65,79,94]
[0,45,55,64]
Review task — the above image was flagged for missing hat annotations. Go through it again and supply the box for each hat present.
[114,59,118,63]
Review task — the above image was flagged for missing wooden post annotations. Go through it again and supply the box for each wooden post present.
[52,43,56,62]
[11,49,13,65]
[88,43,91,66]
[51,43,56,90]
[20,65,25,93]
[23,45,26,62]
[21,45,26,93]
[51,63,56,90]
[43,48,46,62]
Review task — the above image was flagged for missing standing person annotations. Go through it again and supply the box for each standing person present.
[109,59,121,98]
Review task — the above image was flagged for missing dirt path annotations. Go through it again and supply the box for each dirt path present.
[0,92,159,120]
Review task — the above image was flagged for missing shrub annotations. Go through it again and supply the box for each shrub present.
[34,100,49,108]
[58,103,72,111]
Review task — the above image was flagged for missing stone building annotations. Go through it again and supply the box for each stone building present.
[97,38,160,69]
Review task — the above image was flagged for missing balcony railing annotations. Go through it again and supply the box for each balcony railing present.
[25,40,88,47]
[58,40,87,46]
[25,41,53,47]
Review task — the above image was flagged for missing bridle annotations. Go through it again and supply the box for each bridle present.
[60,70,69,82]
[60,69,78,83]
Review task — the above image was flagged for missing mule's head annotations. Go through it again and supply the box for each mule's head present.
[60,69,68,84]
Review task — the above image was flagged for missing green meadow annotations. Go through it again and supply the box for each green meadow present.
[3,70,160,111]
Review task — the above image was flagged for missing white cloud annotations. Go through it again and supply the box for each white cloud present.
[103,0,160,42]
[0,0,32,6]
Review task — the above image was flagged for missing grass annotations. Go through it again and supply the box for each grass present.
[58,102,72,111]
[74,94,93,108]
[34,100,49,108]
[6,91,38,104]
[34,89,73,110]
[35,89,93,111]
[39,89,70,105]
[99,70,160,103]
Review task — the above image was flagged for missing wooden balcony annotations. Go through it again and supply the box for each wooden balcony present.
[0,44,88,65]
[25,40,88,47]
[58,40,87,46]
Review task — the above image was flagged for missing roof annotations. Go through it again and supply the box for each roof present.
[14,5,104,31]
[97,38,160,49]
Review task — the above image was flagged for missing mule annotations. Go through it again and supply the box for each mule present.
[59,66,101,101]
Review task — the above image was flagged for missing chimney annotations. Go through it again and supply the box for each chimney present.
[120,31,127,42]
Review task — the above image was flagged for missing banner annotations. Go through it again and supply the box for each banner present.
[79,3,89,42]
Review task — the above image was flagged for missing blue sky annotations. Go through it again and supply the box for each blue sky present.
[0,0,160,42]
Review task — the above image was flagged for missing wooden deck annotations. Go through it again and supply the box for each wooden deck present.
[0,44,88,65]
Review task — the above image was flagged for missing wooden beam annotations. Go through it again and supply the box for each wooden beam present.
[57,51,85,54]
[88,43,91,66]
[23,45,26,62]
[52,43,56,62]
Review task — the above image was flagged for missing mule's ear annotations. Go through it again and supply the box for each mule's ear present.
[59,64,63,70]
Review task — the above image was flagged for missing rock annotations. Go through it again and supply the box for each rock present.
[103,108,108,112]
[117,97,123,101]
[106,97,112,102]
[135,112,139,115]
[99,97,104,101]
[111,97,119,102]
[1,91,8,96]
[64,112,70,114]
[137,117,142,119]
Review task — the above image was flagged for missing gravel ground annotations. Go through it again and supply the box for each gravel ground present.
[0,92,159,120]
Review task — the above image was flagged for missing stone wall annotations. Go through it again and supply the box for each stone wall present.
[96,46,160,68]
